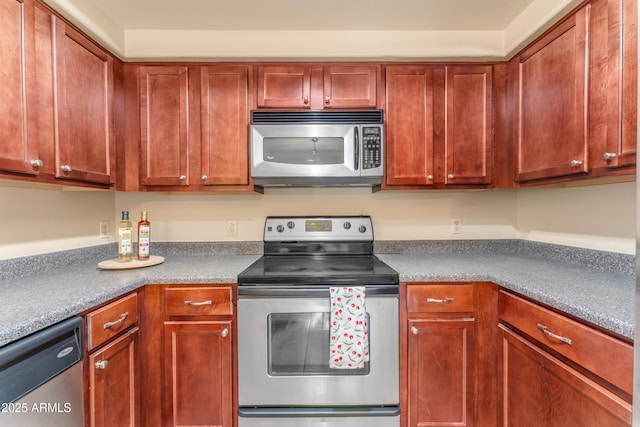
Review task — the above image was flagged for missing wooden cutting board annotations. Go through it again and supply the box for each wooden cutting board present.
[98,255,165,270]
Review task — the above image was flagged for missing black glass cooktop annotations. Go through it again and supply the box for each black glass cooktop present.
[237,254,399,286]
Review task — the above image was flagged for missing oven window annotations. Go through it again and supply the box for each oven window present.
[263,137,344,165]
[267,312,370,376]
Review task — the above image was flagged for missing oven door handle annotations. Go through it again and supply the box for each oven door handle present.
[238,406,400,418]
[237,285,398,298]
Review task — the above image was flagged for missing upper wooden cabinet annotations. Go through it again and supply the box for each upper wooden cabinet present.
[444,65,493,186]
[53,18,116,185]
[139,66,191,186]
[131,64,253,191]
[385,65,435,186]
[385,64,494,189]
[0,0,40,176]
[257,64,379,110]
[200,65,250,186]
[514,6,590,183]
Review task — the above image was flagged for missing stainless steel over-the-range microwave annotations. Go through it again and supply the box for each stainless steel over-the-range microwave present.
[250,110,384,187]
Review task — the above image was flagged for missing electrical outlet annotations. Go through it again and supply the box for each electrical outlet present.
[451,217,462,234]
[99,220,110,238]
[227,220,238,237]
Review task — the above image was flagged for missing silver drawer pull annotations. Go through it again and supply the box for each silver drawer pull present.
[426,297,454,303]
[537,323,572,345]
[410,326,419,335]
[95,360,108,370]
[184,300,212,306]
[103,312,128,329]
[221,328,229,337]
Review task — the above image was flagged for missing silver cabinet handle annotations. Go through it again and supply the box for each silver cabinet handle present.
[603,152,618,161]
[303,96,309,104]
[103,312,128,329]
[410,326,419,335]
[184,300,212,306]
[427,175,434,180]
[95,360,108,370]
[427,297,454,303]
[201,175,208,180]
[60,165,72,172]
[179,175,187,180]
[537,323,572,345]
[447,174,455,179]
[325,96,330,104]
[30,159,43,167]
[221,328,229,337]
[570,160,583,167]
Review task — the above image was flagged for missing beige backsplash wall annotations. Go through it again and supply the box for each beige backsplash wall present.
[0,181,635,260]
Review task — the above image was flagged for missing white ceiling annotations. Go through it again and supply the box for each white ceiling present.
[90,0,534,32]
[44,0,583,60]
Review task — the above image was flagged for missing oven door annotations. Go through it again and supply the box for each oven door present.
[237,287,399,407]
[251,124,359,179]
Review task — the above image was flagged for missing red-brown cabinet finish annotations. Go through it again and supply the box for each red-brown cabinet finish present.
[445,65,493,185]
[514,6,590,183]
[163,321,233,427]
[139,66,190,186]
[257,65,311,108]
[323,65,378,108]
[385,66,435,186]
[0,0,40,175]
[88,328,139,427]
[604,0,637,169]
[200,65,250,186]
[499,326,631,426]
[53,18,115,184]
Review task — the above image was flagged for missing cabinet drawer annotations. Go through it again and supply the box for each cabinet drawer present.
[406,284,474,313]
[165,287,232,317]
[499,291,633,395]
[86,293,138,351]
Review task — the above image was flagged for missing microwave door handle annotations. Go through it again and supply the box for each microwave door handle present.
[354,126,359,171]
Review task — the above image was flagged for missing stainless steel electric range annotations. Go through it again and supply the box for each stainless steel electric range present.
[237,216,400,427]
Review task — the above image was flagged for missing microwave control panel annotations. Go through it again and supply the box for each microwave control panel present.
[362,126,382,170]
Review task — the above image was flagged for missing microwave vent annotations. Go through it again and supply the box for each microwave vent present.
[251,110,383,124]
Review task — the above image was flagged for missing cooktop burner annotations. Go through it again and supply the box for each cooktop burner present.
[237,216,399,287]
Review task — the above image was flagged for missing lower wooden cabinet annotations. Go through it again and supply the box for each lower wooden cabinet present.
[140,284,235,427]
[88,328,139,427]
[499,325,631,426]
[84,292,140,427]
[163,321,233,427]
[402,282,498,427]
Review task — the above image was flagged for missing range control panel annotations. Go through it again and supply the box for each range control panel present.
[264,216,374,242]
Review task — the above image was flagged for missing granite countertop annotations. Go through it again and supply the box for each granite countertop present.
[0,240,635,347]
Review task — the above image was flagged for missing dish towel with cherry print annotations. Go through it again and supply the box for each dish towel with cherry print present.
[329,286,368,369]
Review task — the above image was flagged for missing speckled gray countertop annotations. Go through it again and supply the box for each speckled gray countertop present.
[0,240,635,347]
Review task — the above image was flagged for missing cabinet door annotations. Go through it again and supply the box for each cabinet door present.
[515,7,589,182]
[54,19,115,184]
[603,0,637,168]
[0,0,40,175]
[445,65,493,185]
[323,65,378,108]
[163,321,233,427]
[89,328,139,427]
[385,66,435,186]
[257,65,311,108]
[139,66,190,186]
[499,326,631,427]
[200,65,250,185]
[407,319,475,427]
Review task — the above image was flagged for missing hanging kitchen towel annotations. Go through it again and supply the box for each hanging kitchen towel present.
[329,287,368,369]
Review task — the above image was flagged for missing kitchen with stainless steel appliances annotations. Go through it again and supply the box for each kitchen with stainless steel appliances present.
[237,216,399,427]
[250,111,384,187]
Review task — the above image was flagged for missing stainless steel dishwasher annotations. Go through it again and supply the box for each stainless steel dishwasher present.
[0,316,84,426]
